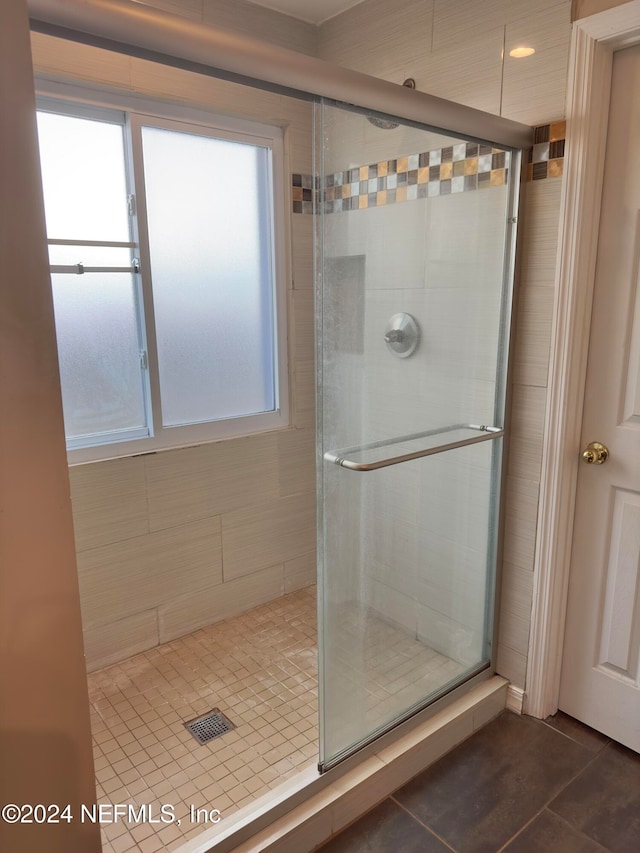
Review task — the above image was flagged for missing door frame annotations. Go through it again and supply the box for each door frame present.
[525,0,640,719]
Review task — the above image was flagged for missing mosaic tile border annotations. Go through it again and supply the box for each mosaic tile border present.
[527,120,566,181]
[291,121,566,214]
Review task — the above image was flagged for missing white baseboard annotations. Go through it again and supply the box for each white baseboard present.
[506,685,525,714]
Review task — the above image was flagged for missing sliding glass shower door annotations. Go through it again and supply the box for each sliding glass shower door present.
[316,101,520,770]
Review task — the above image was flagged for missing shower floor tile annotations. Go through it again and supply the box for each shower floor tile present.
[88,586,466,851]
[324,605,468,755]
[88,587,318,852]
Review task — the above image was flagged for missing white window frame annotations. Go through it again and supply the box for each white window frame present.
[36,80,290,465]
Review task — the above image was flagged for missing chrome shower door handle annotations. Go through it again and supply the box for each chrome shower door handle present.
[325,424,503,472]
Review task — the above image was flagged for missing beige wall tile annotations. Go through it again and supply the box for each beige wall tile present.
[507,384,548,482]
[520,178,563,286]
[69,457,149,552]
[222,493,315,580]
[31,33,133,89]
[498,562,534,656]
[129,56,284,119]
[285,552,317,592]
[318,0,432,80]
[84,610,159,672]
[501,563,535,622]
[31,34,317,644]
[37,0,571,692]
[417,449,493,553]
[288,120,314,175]
[367,517,419,594]
[356,200,429,291]
[203,0,318,55]
[496,641,528,688]
[78,517,222,626]
[498,608,531,661]
[132,0,203,21]
[282,96,315,176]
[278,428,315,497]
[417,27,505,116]
[432,0,517,51]
[291,214,314,290]
[292,288,315,363]
[285,572,316,594]
[145,433,279,531]
[319,0,502,114]
[512,285,555,387]
[412,541,488,636]
[416,602,484,666]
[502,475,540,571]
[322,0,572,126]
[502,2,572,126]
[158,564,284,641]
[573,0,629,18]
[367,579,417,635]
[124,0,318,52]
[425,186,508,291]
[293,360,315,428]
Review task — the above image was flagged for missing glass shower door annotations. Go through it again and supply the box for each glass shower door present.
[316,100,519,770]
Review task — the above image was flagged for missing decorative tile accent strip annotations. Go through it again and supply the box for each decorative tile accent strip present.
[291,172,315,215]
[291,121,566,213]
[527,120,566,182]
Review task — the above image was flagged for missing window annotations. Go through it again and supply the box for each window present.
[36,96,288,461]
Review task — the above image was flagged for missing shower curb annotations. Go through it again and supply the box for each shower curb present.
[175,675,508,853]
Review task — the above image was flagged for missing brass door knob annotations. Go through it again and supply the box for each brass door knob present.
[582,441,609,464]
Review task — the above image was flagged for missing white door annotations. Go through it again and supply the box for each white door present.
[559,44,640,751]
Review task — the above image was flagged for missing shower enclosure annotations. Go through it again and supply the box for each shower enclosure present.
[316,101,519,769]
[27,0,529,799]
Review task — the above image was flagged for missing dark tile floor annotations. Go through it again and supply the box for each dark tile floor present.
[319,711,640,852]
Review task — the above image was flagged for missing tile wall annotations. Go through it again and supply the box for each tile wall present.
[572,0,630,18]
[320,113,509,667]
[133,0,318,54]
[30,8,317,671]
[317,0,572,690]
[318,0,571,127]
[33,0,573,694]
[291,119,566,214]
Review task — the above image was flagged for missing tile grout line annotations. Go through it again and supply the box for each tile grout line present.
[539,718,612,754]
[499,24,506,117]
[386,717,611,853]
[88,587,320,850]
[390,795,458,853]
[494,744,607,853]
[541,807,610,852]
[430,0,435,53]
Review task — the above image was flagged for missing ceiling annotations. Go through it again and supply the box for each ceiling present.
[246,0,366,25]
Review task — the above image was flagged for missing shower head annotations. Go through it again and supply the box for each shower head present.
[368,116,401,130]
[366,78,416,130]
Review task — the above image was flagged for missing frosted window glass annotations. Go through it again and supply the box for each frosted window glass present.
[51,274,146,440]
[36,112,129,241]
[48,245,131,267]
[141,126,276,427]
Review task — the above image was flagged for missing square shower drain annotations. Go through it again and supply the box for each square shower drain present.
[184,708,236,745]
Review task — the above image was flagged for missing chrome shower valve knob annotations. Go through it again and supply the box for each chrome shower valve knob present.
[384,313,419,358]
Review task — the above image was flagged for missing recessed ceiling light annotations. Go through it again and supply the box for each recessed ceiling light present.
[509,47,536,58]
